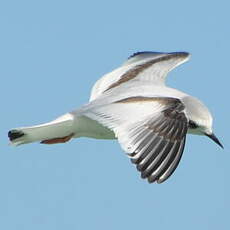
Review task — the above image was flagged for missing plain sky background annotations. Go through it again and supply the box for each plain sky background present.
[1,0,229,229]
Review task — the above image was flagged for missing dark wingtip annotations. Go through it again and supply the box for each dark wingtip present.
[128,51,190,60]
[128,51,161,59]
[8,130,25,141]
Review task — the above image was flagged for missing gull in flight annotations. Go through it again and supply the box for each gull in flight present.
[8,51,223,183]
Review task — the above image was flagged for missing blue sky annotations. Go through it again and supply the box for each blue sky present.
[1,0,229,229]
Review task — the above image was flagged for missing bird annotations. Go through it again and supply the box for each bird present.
[8,51,223,183]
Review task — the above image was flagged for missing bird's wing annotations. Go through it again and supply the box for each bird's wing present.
[89,52,190,101]
[83,96,188,183]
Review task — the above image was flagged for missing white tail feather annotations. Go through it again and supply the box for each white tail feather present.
[9,113,74,146]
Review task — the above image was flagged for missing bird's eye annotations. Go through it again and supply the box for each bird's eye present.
[189,120,198,129]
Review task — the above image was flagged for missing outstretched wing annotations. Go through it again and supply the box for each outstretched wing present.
[89,51,190,101]
[82,96,188,183]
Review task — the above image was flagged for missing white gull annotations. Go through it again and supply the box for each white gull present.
[8,51,223,183]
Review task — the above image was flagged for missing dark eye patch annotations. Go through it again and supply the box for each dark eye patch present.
[189,120,198,129]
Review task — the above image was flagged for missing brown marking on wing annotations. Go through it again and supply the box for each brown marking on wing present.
[114,96,182,105]
[105,52,188,92]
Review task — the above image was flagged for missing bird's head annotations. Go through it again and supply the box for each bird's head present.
[183,96,223,148]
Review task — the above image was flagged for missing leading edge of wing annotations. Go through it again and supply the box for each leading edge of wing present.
[124,51,190,66]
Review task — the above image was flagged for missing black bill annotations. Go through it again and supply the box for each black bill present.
[205,133,224,149]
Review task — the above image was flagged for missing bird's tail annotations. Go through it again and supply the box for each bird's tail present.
[8,113,75,146]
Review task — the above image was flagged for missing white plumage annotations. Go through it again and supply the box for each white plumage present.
[8,51,223,183]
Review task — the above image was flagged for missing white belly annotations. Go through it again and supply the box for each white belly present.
[73,115,116,139]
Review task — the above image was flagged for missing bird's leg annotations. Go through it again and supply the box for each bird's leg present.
[40,133,75,144]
